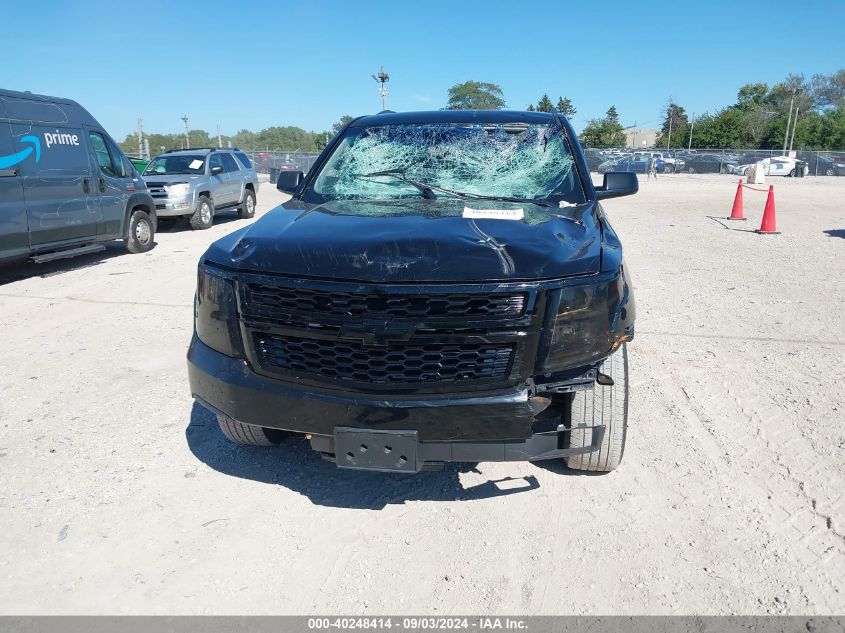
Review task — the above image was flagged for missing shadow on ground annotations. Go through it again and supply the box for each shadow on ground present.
[823,229,845,239]
[186,402,551,509]
[0,242,132,286]
[156,210,246,233]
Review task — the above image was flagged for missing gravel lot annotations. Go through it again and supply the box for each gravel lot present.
[1,174,843,614]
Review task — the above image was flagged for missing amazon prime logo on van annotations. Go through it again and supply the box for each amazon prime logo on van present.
[0,135,40,169]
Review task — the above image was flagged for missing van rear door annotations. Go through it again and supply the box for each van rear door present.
[0,107,30,259]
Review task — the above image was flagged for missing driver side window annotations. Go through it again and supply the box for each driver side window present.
[209,154,223,173]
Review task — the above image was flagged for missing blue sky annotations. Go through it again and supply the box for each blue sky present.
[4,0,843,140]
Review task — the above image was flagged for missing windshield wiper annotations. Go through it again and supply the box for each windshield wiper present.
[356,169,557,208]
[355,169,437,199]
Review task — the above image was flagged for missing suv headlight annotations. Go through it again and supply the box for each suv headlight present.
[195,266,244,358]
[165,183,191,197]
[542,269,634,372]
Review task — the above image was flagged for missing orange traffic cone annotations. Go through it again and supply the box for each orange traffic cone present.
[756,185,779,234]
[727,179,745,220]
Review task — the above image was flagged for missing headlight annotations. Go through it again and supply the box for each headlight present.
[542,269,634,372]
[165,183,191,197]
[195,266,244,358]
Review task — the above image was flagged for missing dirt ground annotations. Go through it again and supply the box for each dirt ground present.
[1,173,843,615]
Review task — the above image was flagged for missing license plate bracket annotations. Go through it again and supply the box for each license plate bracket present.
[334,427,419,473]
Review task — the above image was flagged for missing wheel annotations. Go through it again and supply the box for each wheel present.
[788,168,795,177]
[190,196,214,230]
[564,344,629,472]
[664,164,675,174]
[238,189,256,219]
[825,168,834,176]
[216,412,288,446]
[688,167,696,174]
[125,209,155,253]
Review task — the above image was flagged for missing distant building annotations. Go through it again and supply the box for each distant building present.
[625,128,659,148]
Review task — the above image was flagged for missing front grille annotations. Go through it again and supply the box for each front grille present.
[244,284,526,320]
[253,333,514,384]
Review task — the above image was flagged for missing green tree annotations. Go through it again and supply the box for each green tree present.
[580,106,626,148]
[656,100,689,148]
[332,115,354,134]
[556,96,576,119]
[536,94,554,112]
[526,103,536,112]
[447,81,506,110]
[736,83,769,110]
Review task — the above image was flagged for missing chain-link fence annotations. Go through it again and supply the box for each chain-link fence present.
[583,147,845,176]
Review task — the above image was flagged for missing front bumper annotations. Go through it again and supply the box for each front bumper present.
[153,195,194,217]
[188,335,539,442]
[188,336,605,470]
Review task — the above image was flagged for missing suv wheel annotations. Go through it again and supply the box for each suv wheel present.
[190,196,214,230]
[664,164,675,174]
[564,343,629,472]
[238,189,256,219]
[125,209,155,253]
[216,412,287,446]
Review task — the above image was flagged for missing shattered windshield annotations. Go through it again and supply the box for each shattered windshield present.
[308,123,583,203]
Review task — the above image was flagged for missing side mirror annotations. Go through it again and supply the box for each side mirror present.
[210,165,224,175]
[595,171,638,200]
[277,170,304,194]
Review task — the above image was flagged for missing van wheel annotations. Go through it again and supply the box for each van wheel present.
[190,196,214,230]
[216,413,287,446]
[125,209,155,253]
[564,344,629,472]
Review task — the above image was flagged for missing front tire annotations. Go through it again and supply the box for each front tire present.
[664,164,675,174]
[238,189,256,219]
[190,196,214,230]
[216,413,287,446]
[125,209,155,253]
[564,344,629,472]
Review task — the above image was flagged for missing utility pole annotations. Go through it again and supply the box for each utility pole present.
[782,88,798,156]
[688,113,695,151]
[181,115,190,149]
[788,103,800,154]
[217,124,223,148]
[137,118,144,159]
[371,66,390,111]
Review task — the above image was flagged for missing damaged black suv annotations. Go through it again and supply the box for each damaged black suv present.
[187,110,637,473]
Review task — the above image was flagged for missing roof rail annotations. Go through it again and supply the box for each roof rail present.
[377,110,396,114]
[162,147,241,154]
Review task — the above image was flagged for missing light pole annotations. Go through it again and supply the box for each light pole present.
[371,66,390,111]
[688,112,695,151]
[181,115,190,149]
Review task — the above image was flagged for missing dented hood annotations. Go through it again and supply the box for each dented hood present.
[203,199,604,282]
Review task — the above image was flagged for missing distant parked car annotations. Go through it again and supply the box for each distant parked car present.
[732,156,809,177]
[583,148,611,172]
[681,154,737,174]
[799,153,845,176]
[600,152,665,174]
[648,152,683,173]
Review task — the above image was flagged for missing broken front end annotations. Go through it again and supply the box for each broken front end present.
[187,262,634,472]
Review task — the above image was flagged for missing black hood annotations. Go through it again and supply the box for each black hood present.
[203,199,604,282]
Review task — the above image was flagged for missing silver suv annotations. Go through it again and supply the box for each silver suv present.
[142,148,259,230]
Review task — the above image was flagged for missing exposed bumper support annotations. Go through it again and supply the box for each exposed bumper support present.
[309,424,605,472]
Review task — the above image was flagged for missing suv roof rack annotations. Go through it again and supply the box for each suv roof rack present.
[162,147,241,154]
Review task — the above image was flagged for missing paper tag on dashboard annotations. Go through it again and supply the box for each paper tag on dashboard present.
[189,159,204,170]
[462,207,524,221]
